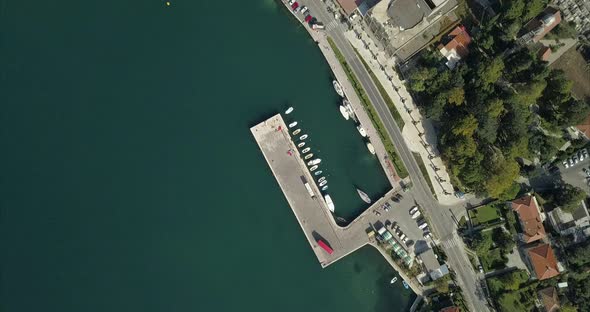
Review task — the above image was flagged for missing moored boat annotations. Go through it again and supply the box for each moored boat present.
[402,280,409,289]
[310,165,319,171]
[357,188,372,204]
[288,121,298,128]
[317,239,334,254]
[367,142,376,154]
[318,176,326,183]
[302,147,311,153]
[304,153,314,160]
[298,142,306,148]
[324,194,335,212]
[339,105,350,120]
[292,129,301,135]
[357,126,367,137]
[321,185,328,191]
[299,134,308,140]
[390,277,398,284]
[307,158,321,166]
[319,180,327,187]
[285,107,294,114]
[333,80,344,97]
[314,170,323,176]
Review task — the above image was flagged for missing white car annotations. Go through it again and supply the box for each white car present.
[411,210,421,219]
[423,232,432,239]
[418,222,429,230]
[569,158,574,166]
[300,6,308,14]
[288,0,295,5]
[399,233,407,241]
[563,160,570,168]
[409,206,419,215]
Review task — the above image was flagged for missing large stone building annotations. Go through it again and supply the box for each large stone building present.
[366,0,460,61]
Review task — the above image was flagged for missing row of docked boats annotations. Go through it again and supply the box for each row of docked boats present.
[333,80,376,155]
[284,107,334,213]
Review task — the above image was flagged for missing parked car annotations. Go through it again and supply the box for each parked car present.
[405,240,414,247]
[409,206,419,215]
[563,160,570,168]
[569,158,575,166]
[300,6,308,14]
[574,155,579,164]
[579,151,586,161]
[396,193,403,200]
[423,232,432,239]
[418,222,429,230]
[478,265,484,273]
[391,196,400,203]
[411,210,421,219]
[399,233,407,241]
[402,236,408,243]
[288,0,295,5]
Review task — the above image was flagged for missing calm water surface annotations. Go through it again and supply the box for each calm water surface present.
[0,1,414,311]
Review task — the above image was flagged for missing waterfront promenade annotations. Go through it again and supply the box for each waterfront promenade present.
[251,114,423,296]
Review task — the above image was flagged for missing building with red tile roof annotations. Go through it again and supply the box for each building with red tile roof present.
[527,243,560,280]
[438,25,471,69]
[511,195,547,243]
[537,287,560,312]
[575,114,590,139]
[522,7,562,42]
[335,0,363,16]
[538,46,552,61]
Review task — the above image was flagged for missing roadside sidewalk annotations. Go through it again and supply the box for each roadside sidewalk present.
[344,27,463,206]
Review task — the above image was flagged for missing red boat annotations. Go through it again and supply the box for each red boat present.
[317,239,333,254]
[305,15,312,23]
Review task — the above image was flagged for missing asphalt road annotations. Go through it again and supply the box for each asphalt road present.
[302,2,490,311]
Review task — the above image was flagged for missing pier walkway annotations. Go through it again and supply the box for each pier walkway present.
[251,114,423,295]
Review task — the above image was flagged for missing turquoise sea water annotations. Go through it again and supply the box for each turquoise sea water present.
[0,1,414,311]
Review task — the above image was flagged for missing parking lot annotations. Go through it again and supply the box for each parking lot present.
[559,148,590,194]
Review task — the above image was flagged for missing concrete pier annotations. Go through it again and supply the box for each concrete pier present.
[251,114,423,296]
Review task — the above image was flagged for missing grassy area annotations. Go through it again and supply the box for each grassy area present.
[327,37,408,178]
[550,48,590,100]
[412,152,436,197]
[469,204,502,226]
[353,48,405,129]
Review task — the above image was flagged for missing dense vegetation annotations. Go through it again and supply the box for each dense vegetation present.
[407,0,590,198]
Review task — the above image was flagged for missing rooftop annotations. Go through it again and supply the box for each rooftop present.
[522,7,562,42]
[576,114,590,138]
[387,0,430,30]
[336,0,363,15]
[512,195,546,243]
[537,286,560,312]
[527,243,559,280]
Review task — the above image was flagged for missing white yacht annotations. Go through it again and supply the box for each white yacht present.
[285,107,294,114]
[307,159,321,166]
[339,105,350,120]
[299,134,308,140]
[319,180,327,187]
[321,185,328,191]
[367,142,376,154]
[304,153,314,160]
[318,176,326,183]
[314,170,323,176]
[310,165,319,171]
[298,142,306,148]
[324,194,335,212]
[357,126,367,137]
[292,129,301,135]
[288,121,298,128]
[390,277,398,284]
[357,188,371,204]
[301,147,311,153]
[333,80,344,97]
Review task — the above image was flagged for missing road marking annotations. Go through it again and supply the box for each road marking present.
[325,20,338,32]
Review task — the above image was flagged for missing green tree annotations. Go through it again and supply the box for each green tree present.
[478,57,505,85]
[485,156,520,198]
[554,183,586,213]
[447,87,465,105]
[452,114,479,136]
[470,232,493,255]
[523,0,547,21]
[487,98,505,118]
[492,227,515,252]
[410,67,437,92]
[503,0,526,21]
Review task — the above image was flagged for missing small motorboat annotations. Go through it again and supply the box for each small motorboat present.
[314,170,323,176]
[390,277,398,284]
[298,142,306,148]
[310,165,319,171]
[307,159,321,166]
[301,147,311,153]
[402,280,409,289]
[357,126,367,137]
[333,80,344,97]
[289,121,298,128]
[324,194,335,212]
[304,153,314,160]
[321,185,328,191]
[285,107,294,114]
[357,188,371,204]
[367,142,376,154]
[292,129,301,135]
[299,134,308,140]
[318,177,326,183]
[319,180,327,187]
[339,105,350,120]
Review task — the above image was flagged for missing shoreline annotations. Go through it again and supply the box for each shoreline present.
[276,0,426,305]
